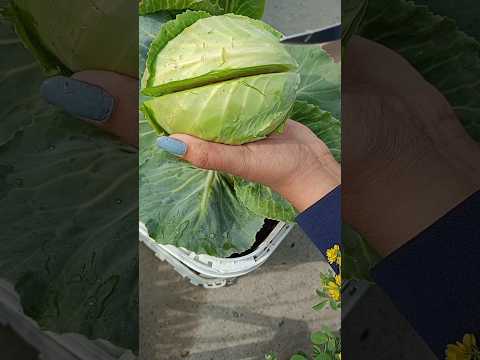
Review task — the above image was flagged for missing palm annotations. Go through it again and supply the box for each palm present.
[342,36,480,255]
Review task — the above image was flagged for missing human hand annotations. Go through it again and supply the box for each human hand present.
[343,36,480,256]
[41,70,138,147]
[158,120,341,212]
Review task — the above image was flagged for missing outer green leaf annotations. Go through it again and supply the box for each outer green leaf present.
[219,0,266,19]
[139,13,171,166]
[233,177,297,223]
[139,0,224,16]
[143,13,295,95]
[342,224,381,281]
[287,45,341,119]
[140,12,172,78]
[0,111,138,351]
[291,101,341,162]
[143,72,299,144]
[360,0,480,141]
[139,116,160,168]
[414,0,480,41]
[139,0,266,18]
[342,0,368,46]
[4,0,138,77]
[0,19,46,146]
[139,150,264,257]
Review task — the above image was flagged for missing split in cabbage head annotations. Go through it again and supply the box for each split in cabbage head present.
[141,11,300,144]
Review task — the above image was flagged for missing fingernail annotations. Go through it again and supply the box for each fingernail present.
[156,136,187,157]
[40,76,114,122]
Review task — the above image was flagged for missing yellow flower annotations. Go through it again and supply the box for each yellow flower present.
[446,334,478,360]
[325,280,340,302]
[335,274,342,287]
[326,245,341,265]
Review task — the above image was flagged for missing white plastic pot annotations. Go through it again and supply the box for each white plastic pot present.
[139,221,294,288]
[0,280,136,360]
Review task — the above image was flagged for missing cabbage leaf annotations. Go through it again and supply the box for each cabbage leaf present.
[233,178,297,223]
[342,0,368,46]
[290,101,341,162]
[343,224,381,281]
[359,0,480,141]
[0,112,138,350]
[139,0,266,19]
[0,20,46,146]
[140,150,265,257]
[287,45,342,119]
[0,6,138,352]
[139,12,171,167]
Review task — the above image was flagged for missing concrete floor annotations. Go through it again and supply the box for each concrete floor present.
[140,227,339,360]
[139,1,341,359]
[263,0,340,36]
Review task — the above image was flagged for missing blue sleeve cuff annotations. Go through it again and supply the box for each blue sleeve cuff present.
[372,190,480,357]
[296,186,341,273]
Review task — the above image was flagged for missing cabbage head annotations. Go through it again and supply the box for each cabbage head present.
[3,0,138,76]
[141,11,300,144]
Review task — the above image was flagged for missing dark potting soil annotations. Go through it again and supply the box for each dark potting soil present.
[228,219,278,258]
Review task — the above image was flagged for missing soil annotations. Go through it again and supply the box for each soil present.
[228,219,279,258]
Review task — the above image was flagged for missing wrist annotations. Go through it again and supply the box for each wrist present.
[278,157,341,212]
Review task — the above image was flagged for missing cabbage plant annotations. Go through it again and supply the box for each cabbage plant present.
[0,0,138,352]
[139,4,341,257]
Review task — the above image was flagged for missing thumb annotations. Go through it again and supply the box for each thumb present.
[158,134,251,178]
[40,70,138,147]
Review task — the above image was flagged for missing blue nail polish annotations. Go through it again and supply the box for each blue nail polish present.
[40,76,114,122]
[157,136,187,157]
